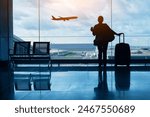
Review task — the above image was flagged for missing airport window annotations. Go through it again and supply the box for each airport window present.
[13,0,150,60]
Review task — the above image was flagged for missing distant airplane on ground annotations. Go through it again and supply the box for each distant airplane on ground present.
[51,16,78,21]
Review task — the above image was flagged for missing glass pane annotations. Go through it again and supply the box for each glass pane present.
[40,0,111,43]
[40,0,111,59]
[13,0,38,42]
[112,0,150,59]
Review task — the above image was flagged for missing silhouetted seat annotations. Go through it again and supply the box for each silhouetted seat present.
[33,79,51,90]
[14,42,31,55]
[15,79,31,90]
[31,42,51,66]
[10,42,31,65]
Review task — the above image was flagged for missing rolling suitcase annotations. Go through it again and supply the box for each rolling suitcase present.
[115,33,131,67]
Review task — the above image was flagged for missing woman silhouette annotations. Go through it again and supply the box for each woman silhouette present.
[91,16,121,67]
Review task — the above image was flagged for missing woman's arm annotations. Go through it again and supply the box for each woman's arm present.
[90,27,96,36]
[112,30,123,36]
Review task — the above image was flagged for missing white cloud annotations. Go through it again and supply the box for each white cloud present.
[112,0,150,35]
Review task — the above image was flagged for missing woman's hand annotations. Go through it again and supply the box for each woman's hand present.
[118,33,124,36]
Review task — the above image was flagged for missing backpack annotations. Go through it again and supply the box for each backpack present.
[93,23,115,45]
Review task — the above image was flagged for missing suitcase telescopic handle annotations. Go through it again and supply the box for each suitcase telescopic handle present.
[119,33,125,43]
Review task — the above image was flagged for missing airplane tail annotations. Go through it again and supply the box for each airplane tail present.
[52,16,56,20]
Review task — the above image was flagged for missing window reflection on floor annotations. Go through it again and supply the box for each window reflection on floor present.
[4,65,149,100]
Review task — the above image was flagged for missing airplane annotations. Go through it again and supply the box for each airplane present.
[51,16,78,21]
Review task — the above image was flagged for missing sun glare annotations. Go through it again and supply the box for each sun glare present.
[46,0,110,19]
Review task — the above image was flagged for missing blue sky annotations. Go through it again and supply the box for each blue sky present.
[13,0,150,44]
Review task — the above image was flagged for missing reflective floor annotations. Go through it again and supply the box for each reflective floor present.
[1,64,150,100]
